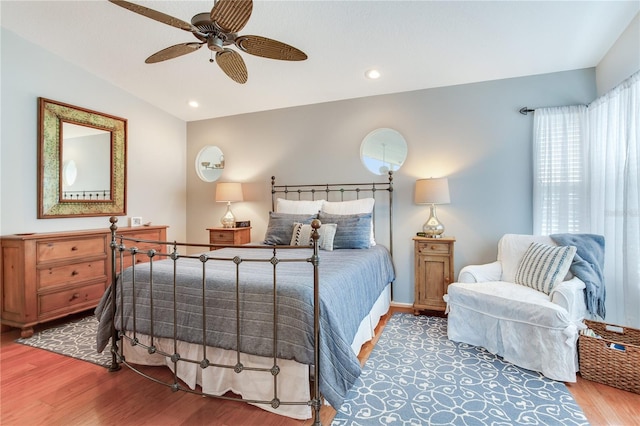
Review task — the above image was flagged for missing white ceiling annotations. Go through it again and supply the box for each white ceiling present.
[2,1,638,122]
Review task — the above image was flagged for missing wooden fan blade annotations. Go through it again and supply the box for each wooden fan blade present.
[109,0,196,32]
[216,49,248,84]
[235,35,307,61]
[210,0,252,34]
[145,43,203,64]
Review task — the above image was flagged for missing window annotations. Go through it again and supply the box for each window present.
[533,105,588,235]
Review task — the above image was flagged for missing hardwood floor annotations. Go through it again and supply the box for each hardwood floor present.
[2,308,639,425]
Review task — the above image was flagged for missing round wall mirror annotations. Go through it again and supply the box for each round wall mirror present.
[195,145,225,182]
[360,128,408,175]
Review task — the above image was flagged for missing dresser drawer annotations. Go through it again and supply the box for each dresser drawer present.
[417,241,450,254]
[117,229,163,243]
[38,259,107,289]
[38,282,105,317]
[37,236,106,263]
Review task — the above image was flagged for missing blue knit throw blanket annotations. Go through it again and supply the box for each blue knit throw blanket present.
[551,233,606,319]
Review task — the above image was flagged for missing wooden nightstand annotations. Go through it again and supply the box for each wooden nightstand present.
[413,236,455,314]
[207,227,251,249]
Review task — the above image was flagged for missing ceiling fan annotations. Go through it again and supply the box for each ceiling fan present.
[108,0,307,84]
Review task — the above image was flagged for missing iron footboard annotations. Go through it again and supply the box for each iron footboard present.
[107,216,323,425]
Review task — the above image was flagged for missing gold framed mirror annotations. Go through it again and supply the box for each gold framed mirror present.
[38,98,127,218]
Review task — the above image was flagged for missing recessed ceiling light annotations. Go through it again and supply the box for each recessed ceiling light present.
[365,69,381,80]
[188,100,199,108]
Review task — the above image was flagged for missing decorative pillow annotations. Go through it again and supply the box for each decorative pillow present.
[318,212,372,249]
[276,198,325,215]
[321,198,376,246]
[290,222,337,251]
[263,212,317,245]
[514,242,577,294]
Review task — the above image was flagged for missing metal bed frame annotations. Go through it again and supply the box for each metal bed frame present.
[105,173,394,425]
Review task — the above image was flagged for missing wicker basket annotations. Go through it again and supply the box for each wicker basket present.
[579,320,640,394]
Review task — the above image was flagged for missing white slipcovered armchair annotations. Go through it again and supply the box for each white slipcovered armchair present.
[444,234,588,382]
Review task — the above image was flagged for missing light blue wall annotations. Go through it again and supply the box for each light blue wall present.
[186,69,598,305]
[0,29,187,241]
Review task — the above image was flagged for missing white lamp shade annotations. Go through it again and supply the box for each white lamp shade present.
[215,182,244,203]
[414,178,450,205]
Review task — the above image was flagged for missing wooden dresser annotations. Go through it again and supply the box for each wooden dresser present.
[413,236,456,314]
[1,225,167,337]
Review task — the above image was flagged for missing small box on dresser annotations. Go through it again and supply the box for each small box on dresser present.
[0,225,167,338]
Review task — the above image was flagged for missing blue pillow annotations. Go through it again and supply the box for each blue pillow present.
[263,212,317,245]
[318,212,372,249]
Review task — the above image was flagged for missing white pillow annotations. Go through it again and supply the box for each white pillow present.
[276,198,324,215]
[514,242,576,294]
[290,222,337,251]
[321,198,376,246]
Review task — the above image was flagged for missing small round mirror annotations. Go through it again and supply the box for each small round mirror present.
[360,128,408,175]
[195,145,225,182]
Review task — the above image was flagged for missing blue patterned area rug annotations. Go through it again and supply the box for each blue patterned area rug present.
[332,313,589,425]
[15,315,112,368]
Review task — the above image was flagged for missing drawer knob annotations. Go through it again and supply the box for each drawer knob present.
[71,270,79,276]
[71,246,78,251]
[69,293,80,301]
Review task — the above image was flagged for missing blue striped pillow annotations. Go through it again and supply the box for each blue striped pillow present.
[514,242,576,294]
[263,212,317,245]
[318,212,372,249]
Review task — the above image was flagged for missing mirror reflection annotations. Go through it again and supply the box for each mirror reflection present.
[360,128,408,175]
[195,145,225,182]
[61,123,111,200]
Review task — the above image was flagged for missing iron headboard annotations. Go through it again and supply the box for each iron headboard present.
[270,171,394,256]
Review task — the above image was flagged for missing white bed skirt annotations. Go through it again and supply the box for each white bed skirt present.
[121,283,391,420]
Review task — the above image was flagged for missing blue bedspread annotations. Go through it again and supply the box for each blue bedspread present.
[95,245,395,409]
[551,233,605,319]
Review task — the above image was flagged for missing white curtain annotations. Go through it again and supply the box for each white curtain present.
[533,71,640,328]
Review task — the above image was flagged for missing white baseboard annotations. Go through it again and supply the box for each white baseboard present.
[390,301,413,309]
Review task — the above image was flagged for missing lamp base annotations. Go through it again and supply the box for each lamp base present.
[220,202,236,228]
[422,204,445,238]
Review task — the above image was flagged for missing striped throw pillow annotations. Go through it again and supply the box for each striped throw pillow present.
[514,242,576,294]
[290,222,337,251]
[317,212,372,249]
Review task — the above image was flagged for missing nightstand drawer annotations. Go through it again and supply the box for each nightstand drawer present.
[207,227,251,248]
[417,241,450,254]
[211,231,235,244]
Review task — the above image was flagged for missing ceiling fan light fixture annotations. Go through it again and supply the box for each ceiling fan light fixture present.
[365,69,381,80]
[208,36,225,52]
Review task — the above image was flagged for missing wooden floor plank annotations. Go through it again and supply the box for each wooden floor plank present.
[2,308,639,426]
